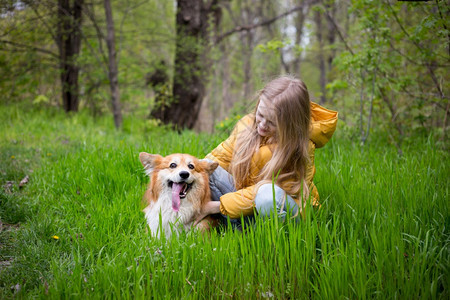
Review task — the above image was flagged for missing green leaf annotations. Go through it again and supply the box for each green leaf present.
[33,94,49,105]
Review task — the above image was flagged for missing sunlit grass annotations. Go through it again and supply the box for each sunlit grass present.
[0,104,448,299]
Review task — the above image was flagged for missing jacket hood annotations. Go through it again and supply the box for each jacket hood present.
[310,102,338,148]
[234,102,337,148]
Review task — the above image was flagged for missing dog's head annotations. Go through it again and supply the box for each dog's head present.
[139,152,218,212]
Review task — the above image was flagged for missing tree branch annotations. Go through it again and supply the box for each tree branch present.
[83,3,108,65]
[29,3,58,44]
[362,56,380,145]
[215,4,308,44]
[435,0,450,58]
[321,3,354,55]
[387,0,445,99]
[0,40,58,58]
[117,1,148,65]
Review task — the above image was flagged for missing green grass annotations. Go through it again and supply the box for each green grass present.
[0,104,448,299]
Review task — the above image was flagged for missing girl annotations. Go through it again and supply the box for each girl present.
[195,75,338,224]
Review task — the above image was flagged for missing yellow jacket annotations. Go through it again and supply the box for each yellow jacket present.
[206,102,338,218]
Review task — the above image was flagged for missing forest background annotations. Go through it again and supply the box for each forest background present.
[0,0,449,298]
[0,0,448,144]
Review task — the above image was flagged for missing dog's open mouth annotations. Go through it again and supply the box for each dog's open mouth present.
[168,181,192,198]
[168,181,192,212]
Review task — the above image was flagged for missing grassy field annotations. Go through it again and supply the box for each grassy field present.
[0,104,448,299]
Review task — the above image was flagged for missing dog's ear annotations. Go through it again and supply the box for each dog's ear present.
[139,152,162,175]
[201,160,219,175]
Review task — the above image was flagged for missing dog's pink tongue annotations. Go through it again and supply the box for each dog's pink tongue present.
[171,183,184,212]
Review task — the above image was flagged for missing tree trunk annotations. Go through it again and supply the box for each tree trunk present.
[241,33,254,101]
[151,0,216,129]
[325,2,336,73]
[291,2,309,76]
[104,0,122,129]
[57,0,83,112]
[315,9,326,104]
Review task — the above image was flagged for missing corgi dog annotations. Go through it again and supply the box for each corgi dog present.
[139,152,219,238]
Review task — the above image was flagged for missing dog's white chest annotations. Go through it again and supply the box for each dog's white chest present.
[145,193,198,238]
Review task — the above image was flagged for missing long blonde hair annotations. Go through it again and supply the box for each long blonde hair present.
[230,75,311,198]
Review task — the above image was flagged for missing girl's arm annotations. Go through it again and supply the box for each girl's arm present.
[218,141,319,219]
[219,185,258,218]
[194,201,221,226]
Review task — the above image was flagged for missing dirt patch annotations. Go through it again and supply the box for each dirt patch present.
[0,220,20,232]
[0,220,19,272]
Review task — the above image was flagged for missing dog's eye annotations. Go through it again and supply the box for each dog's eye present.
[188,163,195,170]
[170,163,177,168]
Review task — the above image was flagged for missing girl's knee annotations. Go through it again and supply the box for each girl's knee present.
[254,184,286,216]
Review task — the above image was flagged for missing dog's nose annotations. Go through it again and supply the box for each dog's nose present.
[179,171,190,179]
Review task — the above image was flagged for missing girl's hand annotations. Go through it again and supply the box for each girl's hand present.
[194,201,221,226]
